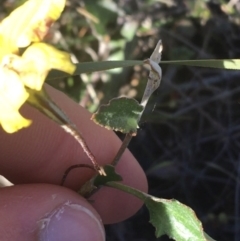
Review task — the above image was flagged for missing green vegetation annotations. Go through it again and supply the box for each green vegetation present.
[1,0,240,240]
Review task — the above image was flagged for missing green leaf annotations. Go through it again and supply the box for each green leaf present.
[91,97,144,135]
[47,60,142,80]
[106,182,209,241]
[79,165,122,197]
[94,165,123,187]
[145,198,206,240]
[161,59,240,70]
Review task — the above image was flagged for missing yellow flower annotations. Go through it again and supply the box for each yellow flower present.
[0,66,30,133]
[0,0,66,50]
[0,0,76,133]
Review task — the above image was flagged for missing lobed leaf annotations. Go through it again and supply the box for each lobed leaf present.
[106,181,210,241]
[91,97,143,135]
[145,197,206,241]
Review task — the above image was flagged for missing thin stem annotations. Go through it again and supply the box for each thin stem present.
[79,40,163,197]
[62,125,106,176]
[111,40,163,166]
[27,87,105,176]
[105,181,148,201]
[61,164,96,186]
[111,133,133,166]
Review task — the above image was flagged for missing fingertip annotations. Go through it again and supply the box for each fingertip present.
[0,184,105,241]
[1,85,148,225]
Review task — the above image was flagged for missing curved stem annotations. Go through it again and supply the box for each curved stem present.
[61,164,96,186]
[26,87,105,175]
[62,124,105,176]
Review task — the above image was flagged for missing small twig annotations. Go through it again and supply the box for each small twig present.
[61,164,96,186]
[111,40,163,167]
[111,133,133,166]
[27,87,105,176]
[62,125,106,176]
[106,181,148,201]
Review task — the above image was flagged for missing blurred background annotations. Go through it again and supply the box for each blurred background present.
[2,0,240,240]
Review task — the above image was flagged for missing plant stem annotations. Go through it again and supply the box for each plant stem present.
[62,124,105,176]
[111,133,133,166]
[27,87,105,176]
[61,164,96,186]
[105,181,148,201]
[111,41,163,167]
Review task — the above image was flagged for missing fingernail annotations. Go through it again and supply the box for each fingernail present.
[38,202,105,241]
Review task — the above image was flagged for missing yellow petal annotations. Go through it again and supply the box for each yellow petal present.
[0,67,31,133]
[24,43,76,74]
[8,53,49,91]
[0,0,66,48]
[0,111,31,133]
[0,35,19,61]
[4,43,75,91]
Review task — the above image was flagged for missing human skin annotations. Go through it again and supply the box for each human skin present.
[0,85,148,241]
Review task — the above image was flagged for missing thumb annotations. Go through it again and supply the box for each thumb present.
[0,184,105,241]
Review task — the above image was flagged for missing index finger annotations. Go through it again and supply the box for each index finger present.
[0,85,148,223]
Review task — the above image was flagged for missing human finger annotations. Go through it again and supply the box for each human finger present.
[0,184,105,241]
[0,85,148,223]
